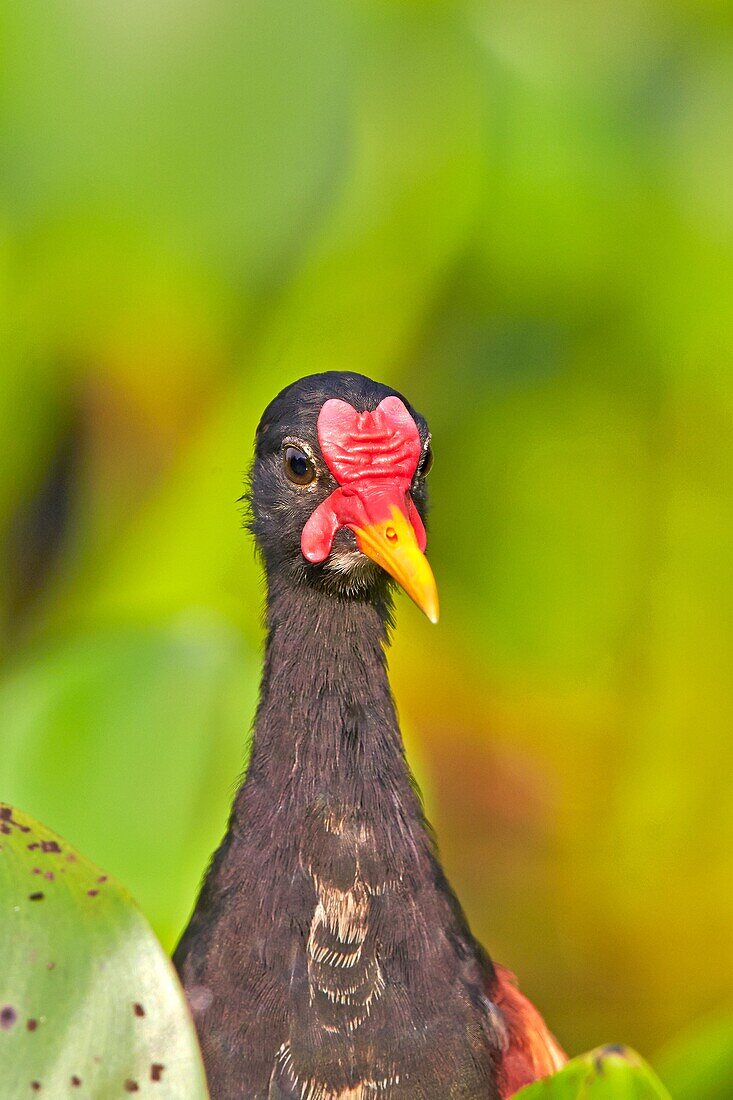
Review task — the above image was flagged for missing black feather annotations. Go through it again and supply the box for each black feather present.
[174,373,502,1099]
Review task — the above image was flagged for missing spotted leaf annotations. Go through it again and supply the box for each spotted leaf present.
[0,804,208,1097]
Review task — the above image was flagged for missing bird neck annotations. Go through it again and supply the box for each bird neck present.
[179,572,501,1098]
[235,575,423,830]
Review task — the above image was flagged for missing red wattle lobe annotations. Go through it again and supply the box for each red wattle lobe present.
[301,494,342,563]
[299,396,426,562]
[408,497,427,553]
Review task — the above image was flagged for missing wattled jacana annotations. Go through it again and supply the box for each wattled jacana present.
[174,372,565,1099]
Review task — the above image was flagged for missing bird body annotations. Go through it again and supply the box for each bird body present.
[174,373,564,1098]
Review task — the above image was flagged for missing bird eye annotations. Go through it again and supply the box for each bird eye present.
[283,446,316,486]
[418,442,433,477]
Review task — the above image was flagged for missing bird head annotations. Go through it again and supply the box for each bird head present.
[249,372,438,622]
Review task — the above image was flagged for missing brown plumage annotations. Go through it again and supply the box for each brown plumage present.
[174,373,565,1098]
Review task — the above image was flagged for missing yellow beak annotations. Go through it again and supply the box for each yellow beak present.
[353,505,440,623]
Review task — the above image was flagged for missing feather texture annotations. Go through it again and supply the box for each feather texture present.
[174,373,565,1098]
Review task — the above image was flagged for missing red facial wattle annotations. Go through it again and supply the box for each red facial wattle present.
[300,396,438,622]
[301,396,424,561]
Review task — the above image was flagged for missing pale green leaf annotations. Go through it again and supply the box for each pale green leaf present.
[0,804,209,1097]
[515,1046,671,1099]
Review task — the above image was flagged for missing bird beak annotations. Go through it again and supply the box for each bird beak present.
[352,503,440,624]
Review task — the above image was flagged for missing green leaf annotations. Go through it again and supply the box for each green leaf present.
[515,1046,671,1099]
[0,804,208,1097]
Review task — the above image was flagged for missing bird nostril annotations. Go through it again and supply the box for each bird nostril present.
[386,527,397,542]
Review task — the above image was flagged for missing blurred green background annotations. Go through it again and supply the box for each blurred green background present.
[1,0,731,1093]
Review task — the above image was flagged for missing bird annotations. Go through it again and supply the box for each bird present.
[174,372,566,1099]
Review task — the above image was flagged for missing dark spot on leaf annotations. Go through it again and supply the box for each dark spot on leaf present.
[0,806,30,832]
[133,1003,145,1017]
[66,853,76,862]
[27,1019,38,1031]
[41,841,61,853]
[70,1076,81,1087]
[29,892,44,901]
[87,889,99,897]
[27,842,40,850]
[0,823,10,835]
[98,875,108,883]
[1,1006,17,1029]
[124,1081,139,1092]
[150,1064,164,1083]
[31,1083,41,1091]
[46,962,55,970]
[593,1044,630,1075]
[32,867,42,875]
[44,872,54,881]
